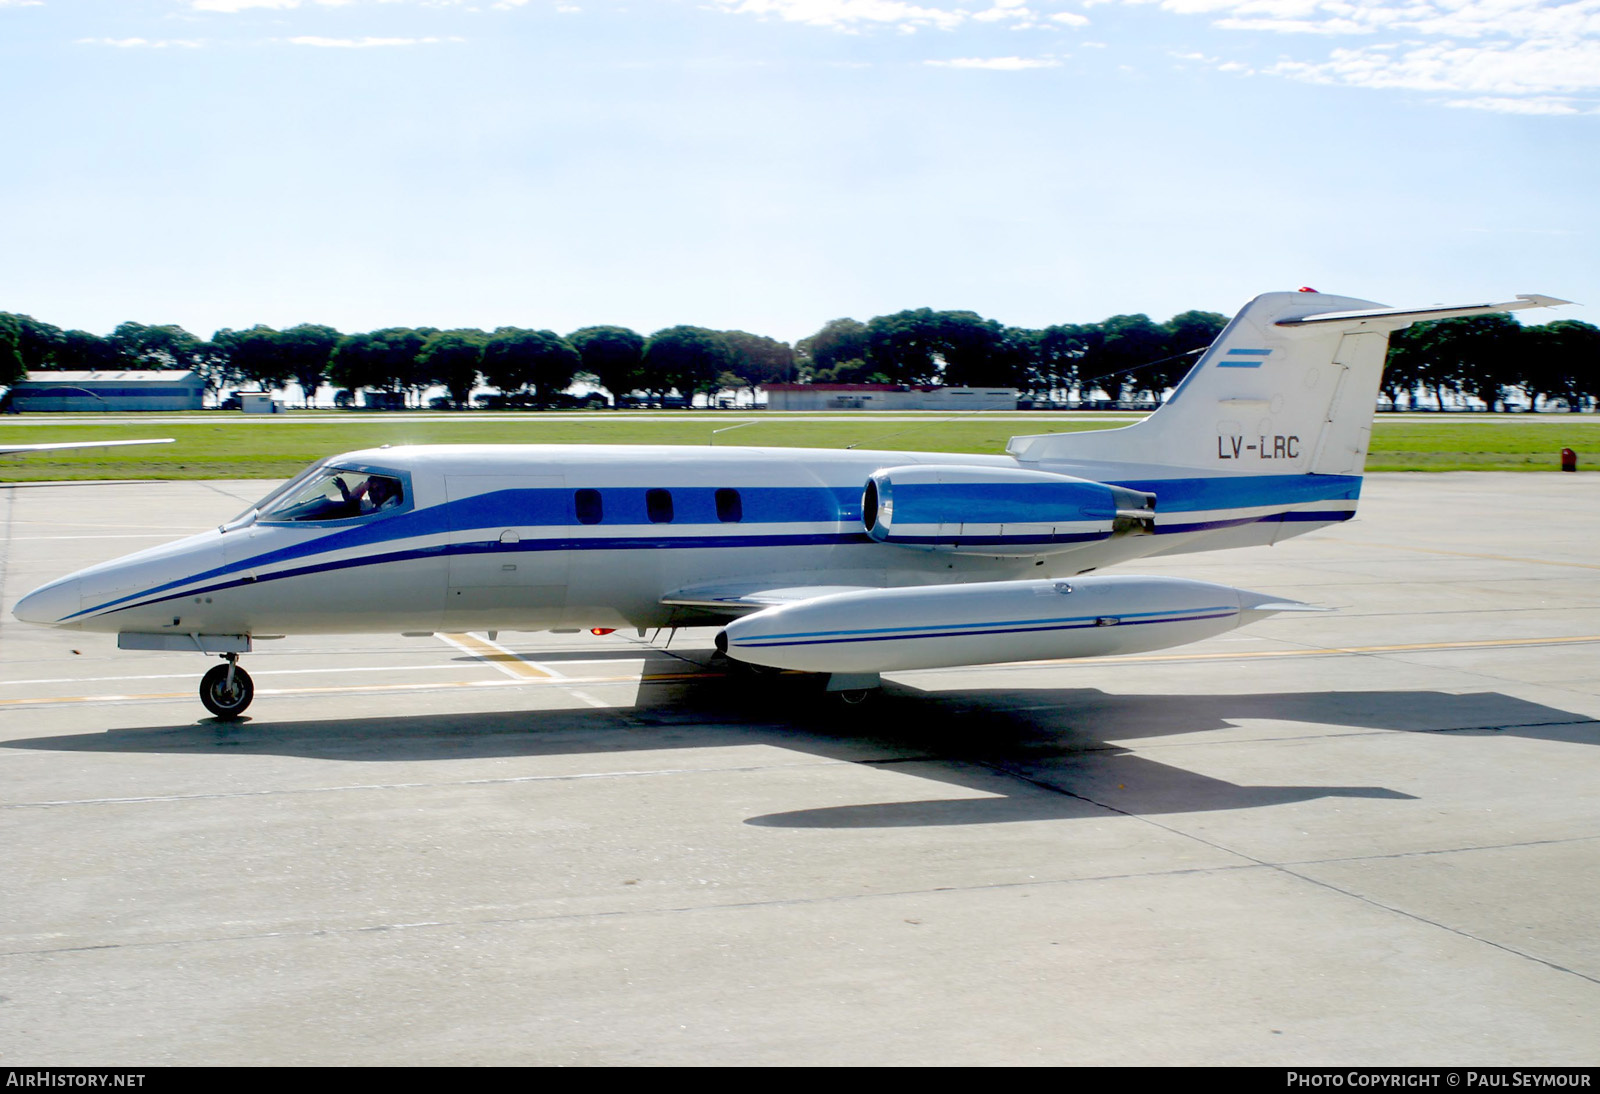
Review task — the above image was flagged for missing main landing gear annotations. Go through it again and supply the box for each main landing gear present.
[200,653,254,719]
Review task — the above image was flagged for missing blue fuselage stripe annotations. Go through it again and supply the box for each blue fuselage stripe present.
[68,473,1362,620]
[733,609,1238,649]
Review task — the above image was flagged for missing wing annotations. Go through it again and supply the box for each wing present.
[660,582,879,616]
[0,438,175,455]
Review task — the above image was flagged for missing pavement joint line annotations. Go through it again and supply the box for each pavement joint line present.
[8,834,1600,962]
[867,718,1600,755]
[1351,540,1600,571]
[0,861,1284,961]
[1263,864,1600,987]
[974,757,1600,989]
[1113,718,1600,751]
[4,758,852,809]
[1273,832,1600,870]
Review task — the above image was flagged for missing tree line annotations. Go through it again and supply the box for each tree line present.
[798,308,1230,405]
[0,316,796,409]
[3,306,1596,410]
[1384,313,1599,411]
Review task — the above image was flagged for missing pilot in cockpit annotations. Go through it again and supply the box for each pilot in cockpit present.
[349,474,402,514]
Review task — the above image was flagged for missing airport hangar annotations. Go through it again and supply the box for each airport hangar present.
[7,369,205,412]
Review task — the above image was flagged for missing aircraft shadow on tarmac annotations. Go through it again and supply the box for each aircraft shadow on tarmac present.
[7,660,1594,830]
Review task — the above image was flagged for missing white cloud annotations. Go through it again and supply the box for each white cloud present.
[705,0,969,32]
[190,0,306,10]
[77,37,205,48]
[707,0,1104,32]
[925,53,1061,65]
[1212,15,1371,33]
[973,0,1036,21]
[287,34,463,46]
[188,0,385,10]
[1127,0,1600,113]
[1268,37,1600,96]
[1443,95,1587,114]
[1142,0,1600,40]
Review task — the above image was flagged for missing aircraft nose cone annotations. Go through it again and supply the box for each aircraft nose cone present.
[13,576,81,626]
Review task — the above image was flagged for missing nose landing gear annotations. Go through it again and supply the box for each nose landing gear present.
[200,653,254,719]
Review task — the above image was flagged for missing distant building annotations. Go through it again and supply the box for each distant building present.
[763,384,1019,411]
[236,391,281,414]
[10,370,205,412]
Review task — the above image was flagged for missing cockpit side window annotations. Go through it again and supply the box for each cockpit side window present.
[261,470,406,523]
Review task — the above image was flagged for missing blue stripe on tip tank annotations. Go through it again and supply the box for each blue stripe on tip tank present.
[738,604,1235,643]
[734,609,1239,649]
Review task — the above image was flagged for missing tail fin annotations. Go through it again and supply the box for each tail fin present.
[1008,291,1569,475]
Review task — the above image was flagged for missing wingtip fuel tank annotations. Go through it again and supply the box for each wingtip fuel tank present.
[717,575,1312,675]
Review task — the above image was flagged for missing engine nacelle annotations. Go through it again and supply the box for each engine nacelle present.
[862,464,1154,555]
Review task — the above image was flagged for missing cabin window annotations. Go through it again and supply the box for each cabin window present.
[262,470,405,523]
[715,488,743,523]
[646,488,674,523]
[575,489,603,525]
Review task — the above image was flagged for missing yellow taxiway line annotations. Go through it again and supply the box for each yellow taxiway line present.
[437,631,555,679]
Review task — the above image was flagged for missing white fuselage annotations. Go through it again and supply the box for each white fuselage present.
[13,443,1360,640]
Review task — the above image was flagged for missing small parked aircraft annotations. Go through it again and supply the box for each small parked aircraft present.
[11,290,1569,717]
[0,438,174,456]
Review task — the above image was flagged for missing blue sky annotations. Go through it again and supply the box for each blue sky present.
[2,0,1595,343]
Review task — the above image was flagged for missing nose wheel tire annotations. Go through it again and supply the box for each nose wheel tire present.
[200,663,254,719]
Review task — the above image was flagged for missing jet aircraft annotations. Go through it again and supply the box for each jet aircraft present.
[11,290,1569,718]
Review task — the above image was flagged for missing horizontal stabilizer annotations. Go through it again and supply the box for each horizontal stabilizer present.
[1275,294,1572,330]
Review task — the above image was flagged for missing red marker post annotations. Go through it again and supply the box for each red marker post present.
[1561,448,1577,472]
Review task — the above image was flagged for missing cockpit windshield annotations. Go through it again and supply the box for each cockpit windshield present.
[260,469,406,523]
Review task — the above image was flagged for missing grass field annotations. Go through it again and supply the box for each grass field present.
[2,411,1597,480]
